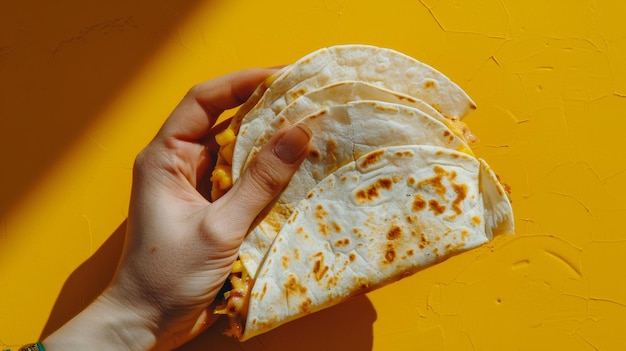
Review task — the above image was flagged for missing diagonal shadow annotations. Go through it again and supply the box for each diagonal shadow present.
[39,221,127,339]
[41,220,377,350]
[181,295,376,351]
[0,0,205,218]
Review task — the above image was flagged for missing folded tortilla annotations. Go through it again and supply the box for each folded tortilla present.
[219,44,476,189]
[239,99,473,279]
[211,45,514,340]
[243,145,512,339]
[238,80,474,182]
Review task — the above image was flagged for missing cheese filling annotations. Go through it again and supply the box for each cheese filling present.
[211,128,237,194]
[214,259,254,338]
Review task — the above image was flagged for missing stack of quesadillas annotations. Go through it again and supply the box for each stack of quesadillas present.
[211,44,514,340]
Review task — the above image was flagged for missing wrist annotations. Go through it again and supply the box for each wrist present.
[43,288,158,351]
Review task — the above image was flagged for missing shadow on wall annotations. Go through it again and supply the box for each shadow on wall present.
[0,0,203,218]
[40,221,377,351]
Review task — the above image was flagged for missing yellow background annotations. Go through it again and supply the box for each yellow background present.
[2,0,625,350]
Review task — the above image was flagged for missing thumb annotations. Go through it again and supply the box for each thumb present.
[219,123,312,230]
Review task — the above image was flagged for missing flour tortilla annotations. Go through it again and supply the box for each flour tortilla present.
[239,100,471,278]
[226,44,476,183]
[240,145,514,340]
[213,45,513,340]
[234,80,453,183]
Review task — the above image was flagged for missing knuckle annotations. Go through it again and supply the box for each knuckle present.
[187,83,205,98]
[245,157,286,198]
[133,148,151,174]
[132,145,162,178]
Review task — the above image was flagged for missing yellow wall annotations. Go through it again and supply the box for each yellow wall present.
[2,0,625,350]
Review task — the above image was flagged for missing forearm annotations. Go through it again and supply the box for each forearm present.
[43,292,157,351]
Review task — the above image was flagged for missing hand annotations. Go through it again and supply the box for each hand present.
[43,68,312,350]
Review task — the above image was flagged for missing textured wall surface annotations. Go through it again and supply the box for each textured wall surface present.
[2,0,625,350]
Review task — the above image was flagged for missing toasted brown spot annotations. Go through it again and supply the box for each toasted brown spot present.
[312,254,328,282]
[395,150,413,157]
[327,138,338,153]
[379,178,393,189]
[285,274,307,295]
[418,171,447,197]
[407,249,415,256]
[376,103,400,113]
[353,277,370,291]
[472,215,482,226]
[335,238,351,247]
[357,186,378,202]
[412,194,427,211]
[419,233,430,249]
[310,149,321,159]
[265,203,294,234]
[428,199,446,215]
[318,222,329,236]
[300,298,313,313]
[260,282,268,301]
[290,88,307,100]
[349,253,357,262]
[461,230,470,241]
[452,183,468,215]
[355,177,393,203]
[326,275,340,289]
[384,243,396,264]
[332,221,342,232]
[282,255,289,268]
[424,80,436,88]
[287,209,300,224]
[387,225,402,240]
[395,94,417,102]
[359,149,385,169]
[315,204,328,219]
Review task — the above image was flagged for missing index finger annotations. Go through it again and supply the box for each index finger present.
[157,68,281,142]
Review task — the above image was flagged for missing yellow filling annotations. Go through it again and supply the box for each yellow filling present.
[211,165,233,190]
[216,128,236,146]
[214,259,253,339]
[212,128,237,194]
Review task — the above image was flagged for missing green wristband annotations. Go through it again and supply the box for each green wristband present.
[18,342,44,351]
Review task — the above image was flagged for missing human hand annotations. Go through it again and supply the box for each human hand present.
[43,68,312,351]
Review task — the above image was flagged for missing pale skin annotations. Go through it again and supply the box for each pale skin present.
[43,68,312,350]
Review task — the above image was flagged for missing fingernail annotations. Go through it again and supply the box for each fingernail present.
[274,124,312,164]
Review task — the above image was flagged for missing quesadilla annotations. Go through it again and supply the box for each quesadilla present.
[210,44,514,340]
[211,44,476,199]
